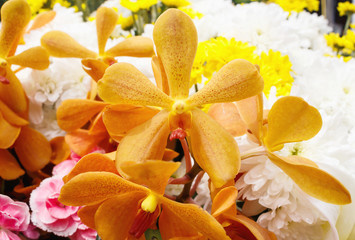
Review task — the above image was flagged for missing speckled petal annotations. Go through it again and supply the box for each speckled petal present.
[96,7,118,55]
[105,37,155,57]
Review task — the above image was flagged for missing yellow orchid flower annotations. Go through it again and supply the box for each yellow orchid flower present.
[234,95,351,205]
[59,153,230,239]
[97,9,264,188]
[211,186,276,240]
[41,6,155,82]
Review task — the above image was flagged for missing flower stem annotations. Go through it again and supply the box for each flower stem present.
[179,138,191,172]
[190,171,205,197]
[343,14,352,36]
[175,163,202,203]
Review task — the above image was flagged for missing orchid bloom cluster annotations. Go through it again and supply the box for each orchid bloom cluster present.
[0,0,355,240]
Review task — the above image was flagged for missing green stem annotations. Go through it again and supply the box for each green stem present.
[342,13,352,36]
[194,84,199,93]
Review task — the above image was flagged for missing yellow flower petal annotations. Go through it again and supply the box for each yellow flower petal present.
[268,152,351,205]
[264,96,322,151]
[6,46,49,70]
[14,126,51,172]
[115,110,170,173]
[57,99,107,132]
[153,9,197,99]
[0,0,31,57]
[188,59,263,108]
[81,58,109,82]
[105,36,155,57]
[120,160,180,194]
[96,7,118,55]
[0,100,28,126]
[59,172,147,206]
[41,31,97,58]
[0,149,25,180]
[95,192,146,240]
[102,104,159,140]
[189,108,240,188]
[49,136,70,165]
[0,66,27,114]
[98,62,173,108]
[0,111,21,148]
[151,55,170,95]
[27,10,56,32]
[208,103,247,137]
[63,153,119,183]
[160,197,230,240]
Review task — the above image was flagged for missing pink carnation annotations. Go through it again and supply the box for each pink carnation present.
[0,194,38,240]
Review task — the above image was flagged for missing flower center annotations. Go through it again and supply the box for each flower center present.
[172,99,188,114]
[0,58,7,68]
[141,193,158,213]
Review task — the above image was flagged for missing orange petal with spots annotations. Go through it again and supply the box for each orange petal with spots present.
[208,103,247,137]
[78,203,101,229]
[41,31,97,58]
[98,62,173,108]
[95,192,146,240]
[120,160,180,194]
[160,197,230,240]
[50,136,70,165]
[0,149,25,180]
[96,7,118,55]
[151,55,169,95]
[115,110,170,174]
[64,153,119,183]
[189,108,240,188]
[82,58,108,82]
[188,59,263,108]
[106,36,155,57]
[0,100,28,126]
[27,10,56,32]
[0,0,31,57]
[102,104,159,140]
[14,126,51,172]
[268,152,351,205]
[6,46,49,70]
[57,99,107,132]
[264,96,322,151]
[59,172,147,206]
[211,186,238,219]
[153,9,197,99]
[0,111,21,148]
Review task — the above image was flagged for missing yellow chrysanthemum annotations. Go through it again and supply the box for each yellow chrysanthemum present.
[271,0,319,13]
[351,24,355,29]
[325,32,342,51]
[53,0,71,8]
[257,50,294,97]
[190,41,208,86]
[121,0,157,12]
[178,6,203,19]
[161,0,190,7]
[118,14,134,30]
[27,0,47,14]
[337,1,355,16]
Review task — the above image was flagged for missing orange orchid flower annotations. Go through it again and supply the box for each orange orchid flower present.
[211,186,276,240]
[232,95,351,205]
[59,153,230,239]
[40,6,155,83]
[97,9,264,188]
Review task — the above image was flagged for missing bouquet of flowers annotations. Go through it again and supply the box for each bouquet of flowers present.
[1,0,355,239]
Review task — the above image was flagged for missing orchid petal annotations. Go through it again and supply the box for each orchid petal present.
[115,110,170,173]
[50,136,70,165]
[88,112,107,135]
[98,62,173,108]
[64,153,119,183]
[27,11,56,32]
[211,186,238,219]
[82,58,108,82]
[236,94,264,143]
[0,66,27,114]
[188,59,263,108]
[267,152,351,205]
[95,192,146,240]
[102,104,159,140]
[96,7,118,55]
[77,203,101,229]
[6,46,49,70]
[0,149,25,180]
[41,31,97,58]
[163,149,179,161]
[59,172,147,206]
[208,103,247,137]
[189,108,240,188]
[120,160,180,194]
[160,197,230,240]
[0,0,31,57]
[153,9,197,99]
[105,36,155,57]
[0,100,28,126]
[0,111,21,148]
[264,96,322,151]
[14,126,51,172]
[151,55,169,95]
[57,99,107,132]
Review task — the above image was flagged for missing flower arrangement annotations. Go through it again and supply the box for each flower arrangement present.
[1,0,355,240]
